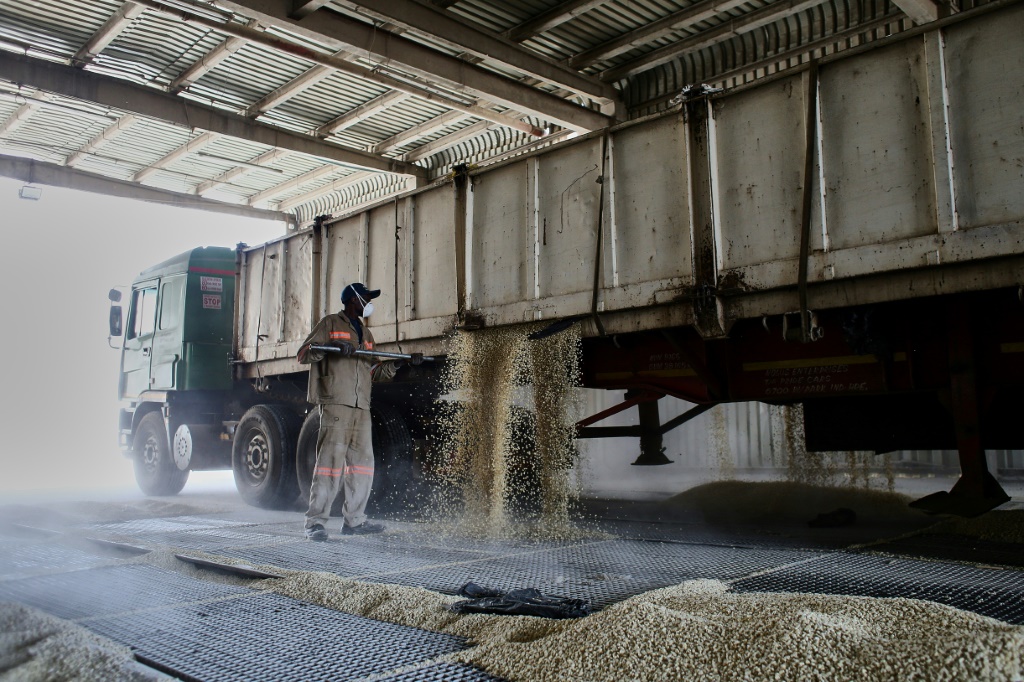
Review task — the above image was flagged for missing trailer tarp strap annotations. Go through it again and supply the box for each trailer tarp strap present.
[798,61,819,343]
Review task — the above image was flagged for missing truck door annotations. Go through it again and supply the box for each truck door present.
[150,275,185,390]
[120,281,159,400]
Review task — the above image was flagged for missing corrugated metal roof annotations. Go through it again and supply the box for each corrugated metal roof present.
[0,0,975,223]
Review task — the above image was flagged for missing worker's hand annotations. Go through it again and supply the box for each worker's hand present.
[409,352,424,366]
[331,341,355,356]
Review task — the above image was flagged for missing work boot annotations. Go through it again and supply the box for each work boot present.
[305,524,328,542]
[341,521,385,535]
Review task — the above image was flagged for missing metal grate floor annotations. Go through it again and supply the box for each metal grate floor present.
[228,535,501,577]
[86,592,468,682]
[86,516,254,536]
[222,534,820,609]
[0,564,250,620]
[29,513,1024,625]
[0,543,119,580]
[870,534,1024,568]
[0,562,485,682]
[731,551,1024,624]
[133,527,296,553]
[364,540,819,607]
[592,518,853,550]
[5,504,1023,680]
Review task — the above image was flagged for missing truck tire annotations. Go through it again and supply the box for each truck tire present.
[294,403,425,516]
[232,405,300,509]
[133,412,189,496]
[370,402,423,515]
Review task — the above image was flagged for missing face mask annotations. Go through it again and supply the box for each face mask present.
[354,289,374,318]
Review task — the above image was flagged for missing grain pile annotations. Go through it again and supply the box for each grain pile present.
[457,579,1024,682]
[431,325,585,539]
[261,572,1024,682]
[660,480,923,526]
[0,602,153,681]
[927,510,1024,544]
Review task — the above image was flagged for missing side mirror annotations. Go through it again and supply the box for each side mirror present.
[109,304,123,339]
[108,288,122,303]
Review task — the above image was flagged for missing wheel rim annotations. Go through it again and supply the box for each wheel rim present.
[141,435,160,473]
[242,430,270,484]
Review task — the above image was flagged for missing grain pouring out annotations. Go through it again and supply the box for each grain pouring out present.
[430,324,588,540]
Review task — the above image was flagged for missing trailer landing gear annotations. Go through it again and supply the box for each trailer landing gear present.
[909,299,1010,517]
[634,400,672,466]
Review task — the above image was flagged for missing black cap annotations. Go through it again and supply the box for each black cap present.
[341,282,381,303]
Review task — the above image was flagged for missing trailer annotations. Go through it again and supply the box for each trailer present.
[109,1,1024,516]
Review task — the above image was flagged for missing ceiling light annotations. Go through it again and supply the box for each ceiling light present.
[18,184,42,200]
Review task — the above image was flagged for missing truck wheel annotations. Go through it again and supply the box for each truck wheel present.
[232,405,299,509]
[370,402,424,515]
[133,412,189,496]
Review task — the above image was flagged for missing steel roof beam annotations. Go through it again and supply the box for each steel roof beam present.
[195,147,289,194]
[891,0,941,23]
[601,0,827,81]
[570,0,750,68]
[0,154,291,223]
[73,1,145,67]
[505,0,607,42]
[371,109,466,154]
[213,0,613,132]
[248,163,337,205]
[634,12,898,111]
[134,0,549,136]
[400,119,494,162]
[322,179,410,221]
[290,0,332,19]
[0,101,41,138]
[170,33,250,92]
[315,90,408,137]
[276,169,374,211]
[65,113,139,167]
[477,128,576,166]
[0,51,426,179]
[333,0,616,104]
[133,130,222,182]
[242,61,340,117]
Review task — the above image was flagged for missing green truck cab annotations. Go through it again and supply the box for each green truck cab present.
[111,247,238,495]
[108,244,429,510]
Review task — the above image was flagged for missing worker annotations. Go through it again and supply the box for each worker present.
[297,282,422,541]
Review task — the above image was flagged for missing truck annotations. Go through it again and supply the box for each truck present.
[108,1,1023,517]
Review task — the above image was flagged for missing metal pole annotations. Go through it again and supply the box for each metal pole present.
[309,345,435,362]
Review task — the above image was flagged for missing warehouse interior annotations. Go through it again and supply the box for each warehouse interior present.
[1,0,1023,680]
